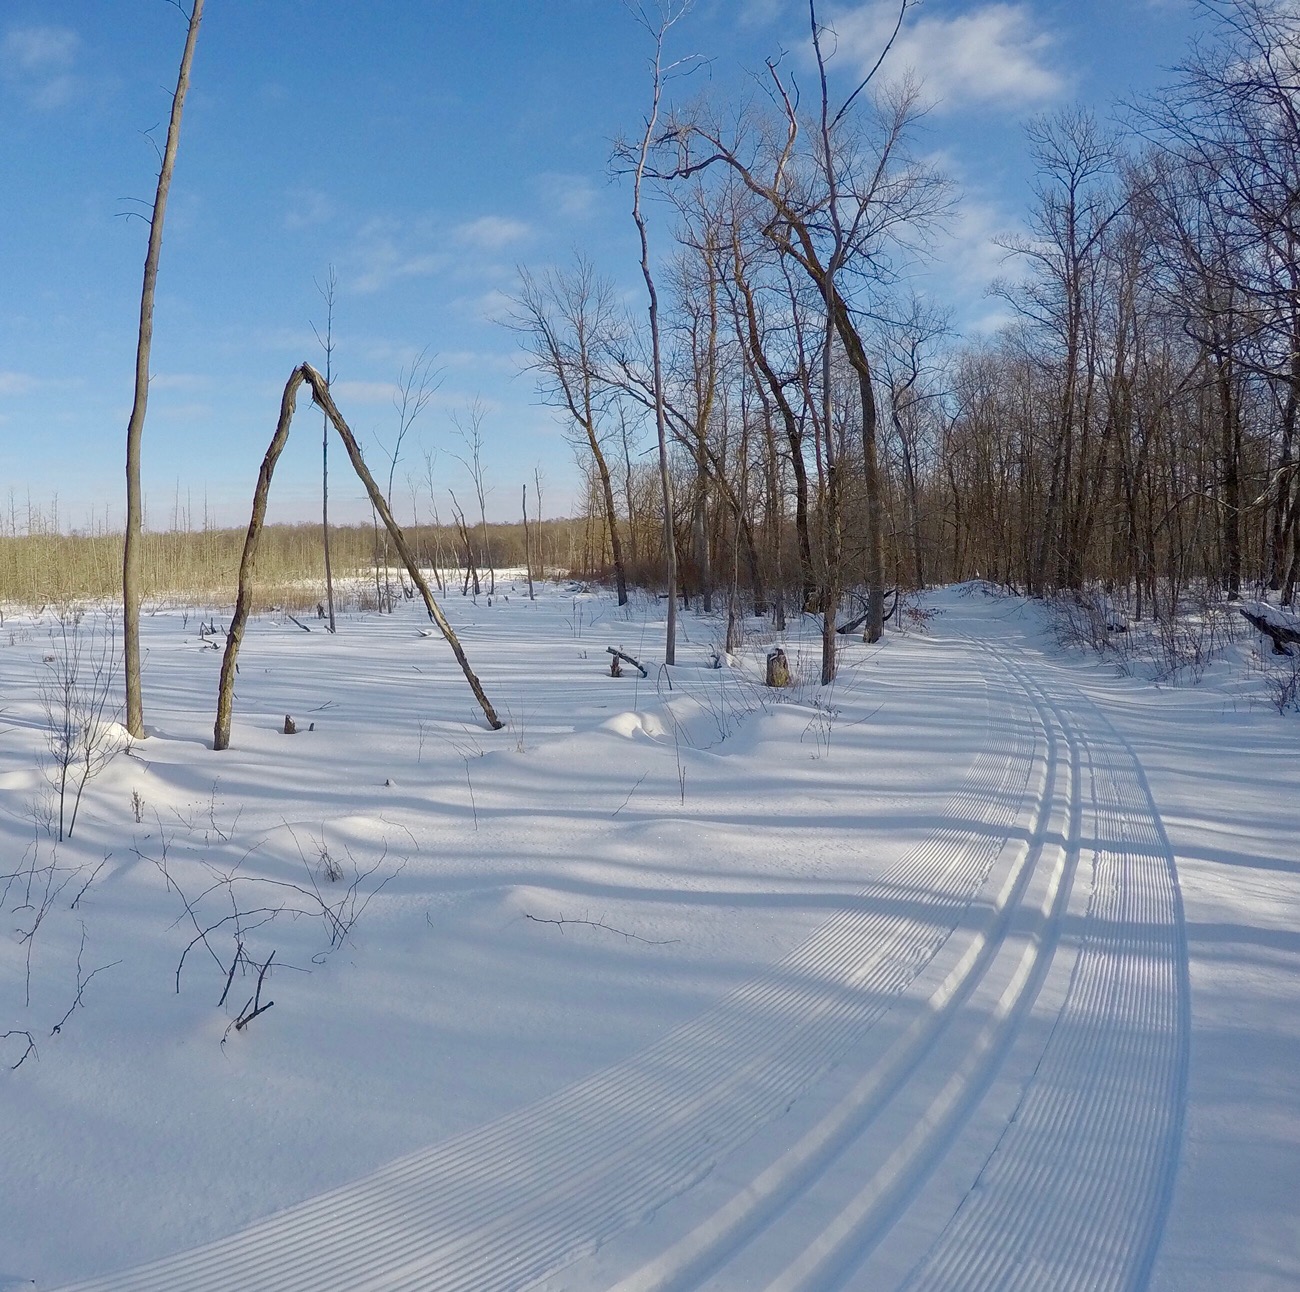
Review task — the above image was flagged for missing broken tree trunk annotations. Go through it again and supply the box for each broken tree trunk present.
[1240,607,1300,655]
[213,364,503,751]
[606,646,648,677]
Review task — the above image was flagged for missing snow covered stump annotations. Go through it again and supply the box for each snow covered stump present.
[766,646,791,688]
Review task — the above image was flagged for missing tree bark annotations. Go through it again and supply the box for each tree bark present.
[123,0,204,739]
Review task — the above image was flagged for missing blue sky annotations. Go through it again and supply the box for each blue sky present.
[0,1,1196,532]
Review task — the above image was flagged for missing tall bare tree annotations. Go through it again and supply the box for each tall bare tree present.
[659,0,945,675]
[511,260,630,604]
[123,0,204,740]
[624,1,691,663]
[311,265,339,632]
[374,348,438,609]
[996,108,1121,593]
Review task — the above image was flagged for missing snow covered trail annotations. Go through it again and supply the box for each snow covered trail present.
[894,649,1190,1292]
[49,603,1189,1292]
[549,634,1189,1292]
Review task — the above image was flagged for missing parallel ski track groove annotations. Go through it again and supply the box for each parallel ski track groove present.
[602,644,1066,1292]
[704,643,1081,1292]
[897,648,1189,1292]
[57,668,1046,1292]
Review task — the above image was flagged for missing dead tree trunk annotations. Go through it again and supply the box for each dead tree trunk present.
[522,483,536,600]
[123,0,204,739]
[213,365,503,750]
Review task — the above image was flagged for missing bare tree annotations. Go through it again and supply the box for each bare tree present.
[123,0,204,740]
[622,0,694,664]
[510,260,629,604]
[878,294,949,591]
[1142,0,1300,600]
[41,615,125,841]
[374,348,439,609]
[534,466,547,580]
[451,401,495,598]
[522,483,536,600]
[996,108,1122,593]
[420,445,449,593]
[311,266,339,632]
[658,0,946,675]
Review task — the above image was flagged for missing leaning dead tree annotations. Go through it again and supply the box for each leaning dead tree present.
[213,364,503,750]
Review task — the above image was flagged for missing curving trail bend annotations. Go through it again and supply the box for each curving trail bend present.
[56,614,1189,1292]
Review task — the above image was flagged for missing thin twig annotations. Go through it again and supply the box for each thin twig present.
[612,772,649,817]
[2,1030,37,1070]
[217,938,244,1007]
[234,949,275,1030]
[70,853,111,910]
[524,911,678,945]
[51,925,121,1035]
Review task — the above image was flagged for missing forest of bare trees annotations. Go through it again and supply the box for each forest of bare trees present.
[513,0,1300,677]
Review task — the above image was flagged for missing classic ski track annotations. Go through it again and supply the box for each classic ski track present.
[609,641,1077,1292]
[893,645,1191,1292]
[595,639,1187,1292]
[55,660,1043,1292]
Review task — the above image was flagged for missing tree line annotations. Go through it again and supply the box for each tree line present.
[512,0,1300,679]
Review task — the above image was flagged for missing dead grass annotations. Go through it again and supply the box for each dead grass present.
[0,518,586,612]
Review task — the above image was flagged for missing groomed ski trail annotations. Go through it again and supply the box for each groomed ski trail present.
[582,635,1189,1292]
[53,613,1188,1292]
[55,655,1038,1292]
[893,646,1191,1292]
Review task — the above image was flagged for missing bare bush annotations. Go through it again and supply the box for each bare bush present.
[140,818,408,1034]
[1262,655,1300,715]
[39,614,126,840]
[1046,590,1121,657]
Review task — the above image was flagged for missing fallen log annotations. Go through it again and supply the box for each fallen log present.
[836,588,899,635]
[1240,607,1300,656]
[606,646,648,678]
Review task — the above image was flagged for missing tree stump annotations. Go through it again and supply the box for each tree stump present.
[766,647,791,688]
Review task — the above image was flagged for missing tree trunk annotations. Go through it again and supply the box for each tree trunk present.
[591,440,628,605]
[214,366,503,750]
[123,0,204,739]
[827,290,886,641]
[630,16,677,665]
[522,484,535,599]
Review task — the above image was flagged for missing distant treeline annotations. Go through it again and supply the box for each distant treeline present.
[0,517,602,610]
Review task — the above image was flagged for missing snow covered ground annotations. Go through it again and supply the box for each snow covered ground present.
[1,582,1295,1291]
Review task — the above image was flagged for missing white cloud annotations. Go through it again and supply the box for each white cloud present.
[284,187,338,232]
[439,349,519,375]
[0,370,37,396]
[453,288,517,327]
[452,215,533,252]
[966,305,1019,335]
[350,217,450,293]
[934,192,1021,292]
[535,173,602,221]
[345,212,532,294]
[733,0,786,28]
[830,1,1065,111]
[2,25,82,110]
